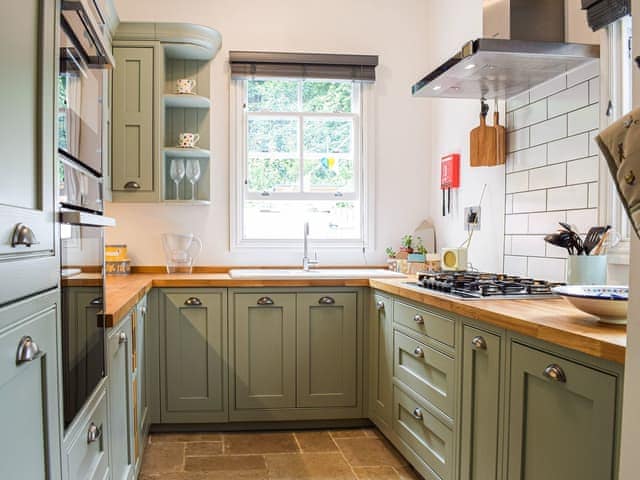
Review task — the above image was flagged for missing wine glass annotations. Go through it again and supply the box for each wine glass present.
[169,159,185,200]
[185,159,201,201]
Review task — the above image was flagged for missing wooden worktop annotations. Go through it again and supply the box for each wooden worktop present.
[370,277,627,364]
[101,273,627,364]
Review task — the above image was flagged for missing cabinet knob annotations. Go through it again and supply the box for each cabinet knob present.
[318,296,335,305]
[471,335,487,350]
[184,297,202,306]
[413,346,424,358]
[16,336,43,365]
[412,407,423,420]
[11,223,39,247]
[118,331,127,344]
[89,297,103,306]
[413,314,424,325]
[87,423,101,444]
[257,296,274,306]
[124,181,141,190]
[376,300,385,311]
[543,364,566,383]
[141,306,147,316]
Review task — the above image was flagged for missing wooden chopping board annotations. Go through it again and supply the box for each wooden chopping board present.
[470,111,497,167]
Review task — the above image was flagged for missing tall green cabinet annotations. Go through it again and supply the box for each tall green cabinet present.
[367,293,393,433]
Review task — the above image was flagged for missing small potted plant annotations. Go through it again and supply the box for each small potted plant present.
[399,235,414,254]
[408,236,427,262]
[385,247,397,259]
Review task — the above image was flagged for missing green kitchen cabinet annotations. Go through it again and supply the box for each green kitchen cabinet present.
[297,292,359,408]
[135,296,149,458]
[232,292,296,411]
[460,325,503,480]
[107,314,134,480]
[111,45,158,200]
[159,289,227,423]
[0,290,62,480]
[0,0,58,304]
[368,292,393,433]
[506,341,618,480]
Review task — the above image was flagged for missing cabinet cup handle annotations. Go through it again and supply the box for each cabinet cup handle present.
[141,306,147,316]
[412,407,423,420]
[543,364,566,383]
[471,336,487,350]
[257,296,274,306]
[413,314,424,325]
[11,223,40,247]
[16,336,43,365]
[124,181,141,189]
[318,296,335,305]
[184,297,202,306]
[413,346,424,358]
[89,297,103,306]
[118,331,127,344]
[87,423,101,444]
[376,300,385,311]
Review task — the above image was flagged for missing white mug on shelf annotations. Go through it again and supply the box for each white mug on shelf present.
[176,78,196,94]
[178,133,200,148]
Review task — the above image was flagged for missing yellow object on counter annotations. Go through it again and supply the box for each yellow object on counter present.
[106,244,128,262]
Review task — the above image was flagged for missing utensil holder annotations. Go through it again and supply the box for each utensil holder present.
[567,255,607,285]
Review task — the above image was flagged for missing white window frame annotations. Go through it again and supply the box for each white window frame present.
[230,78,375,250]
[600,15,633,264]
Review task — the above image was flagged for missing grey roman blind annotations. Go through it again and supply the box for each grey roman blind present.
[229,51,379,82]
[581,0,630,31]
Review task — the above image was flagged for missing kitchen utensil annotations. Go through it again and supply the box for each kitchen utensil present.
[176,78,196,94]
[178,133,200,148]
[558,222,584,254]
[470,101,497,167]
[583,226,609,255]
[544,231,577,255]
[185,159,201,201]
[161,233,202,274]
[169,159,186,200]
[593,229,621,255]
[567,255,607,285]
[552,285,628,324]
[494,106,506,165]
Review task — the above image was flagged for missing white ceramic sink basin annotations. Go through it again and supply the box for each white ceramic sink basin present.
[228,268,405,280]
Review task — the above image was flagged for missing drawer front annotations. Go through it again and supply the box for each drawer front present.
[393,385,453,480]
[66,389,109,480]
[394,301,455,348]
[394,331,455,419]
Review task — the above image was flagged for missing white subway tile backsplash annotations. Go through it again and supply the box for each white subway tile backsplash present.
[505,214,529,234]
[527,257,566,283]
[568,104,599,135]
[567,61,599,87]
[507,145,546,172]
[507,128,530,153]
[528,211,566,234]
[545,243,569,259]
[513,99,547,129]
[531,115,567,146]
[504,236,513,255]
[566,208,599,234]
[528,163,566,190]
[567,156,599,184]
[505,194,514,214]
[511,235,546,257]
[504,255,528,276]
[547,184,589,211]
[589,77,600,104]
[507,91,530,112]
[588,182,599,208]
[513,190,547,213]
[547,133,590,165]
[530,75,567,103]
[548,83,589,118]
[506,171,529,193]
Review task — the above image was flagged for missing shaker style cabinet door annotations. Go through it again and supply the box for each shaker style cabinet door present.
[232,292,296,410]
[460,325,502,480]
[507,342,617,480]
[112,46,155,194]
[0,0,58,305]
[368,293,393,430]
[297,292,358,408]
[0,294,61,480]
[159,289,227,423]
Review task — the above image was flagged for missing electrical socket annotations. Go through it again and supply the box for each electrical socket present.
[465,206,481,231]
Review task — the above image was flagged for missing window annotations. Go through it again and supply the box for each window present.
[602,15,633,263]
[231,78,372,247]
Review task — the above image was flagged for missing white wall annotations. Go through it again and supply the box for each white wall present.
[106,0,434,266]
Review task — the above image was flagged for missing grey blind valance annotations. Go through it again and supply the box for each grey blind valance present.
[581,0,630,31]
[229,51,379,82]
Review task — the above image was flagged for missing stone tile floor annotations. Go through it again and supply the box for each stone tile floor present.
[139,427,424,479]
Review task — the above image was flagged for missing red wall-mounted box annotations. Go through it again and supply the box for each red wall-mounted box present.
[441,153,460,189]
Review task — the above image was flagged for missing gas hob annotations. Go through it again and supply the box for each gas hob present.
[414,271,563,300]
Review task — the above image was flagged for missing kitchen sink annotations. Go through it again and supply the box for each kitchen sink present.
[228,268,406,280]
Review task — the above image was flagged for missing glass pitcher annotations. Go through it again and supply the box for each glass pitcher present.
[161,233,202,274]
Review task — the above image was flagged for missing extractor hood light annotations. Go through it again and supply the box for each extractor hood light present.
[464,64,476,70]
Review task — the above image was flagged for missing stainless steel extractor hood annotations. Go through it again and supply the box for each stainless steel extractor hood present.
[412,0,600,99]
